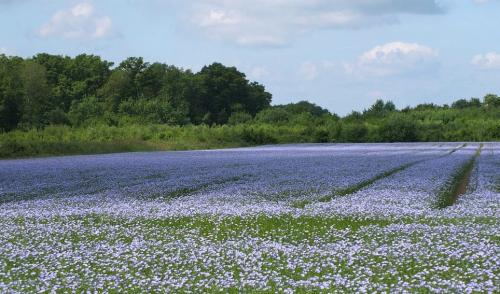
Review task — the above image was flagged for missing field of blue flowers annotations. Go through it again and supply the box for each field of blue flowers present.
[0,143,498,292]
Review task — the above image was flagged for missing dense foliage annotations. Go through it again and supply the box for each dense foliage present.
[0,53,499,157]
[0,54,272,130]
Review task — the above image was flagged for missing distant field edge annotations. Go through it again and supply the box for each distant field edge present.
[0,138,493,160]
[0,139,253,160]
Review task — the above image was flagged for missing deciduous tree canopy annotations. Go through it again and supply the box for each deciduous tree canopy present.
[0,53,499,144]
[0,54,272,130]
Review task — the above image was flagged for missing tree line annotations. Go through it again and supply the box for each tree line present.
[0,53,499,144]
[0,53,271,131]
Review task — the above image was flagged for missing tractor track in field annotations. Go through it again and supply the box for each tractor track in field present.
[435,144,483,209]
[294,143,469,208]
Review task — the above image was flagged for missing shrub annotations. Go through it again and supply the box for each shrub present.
[255,108,291,124]
[379,115,418,142]
[339,123,368,143]
[68,96,105,126]
[240,127,277,145]
[228,112,253,125]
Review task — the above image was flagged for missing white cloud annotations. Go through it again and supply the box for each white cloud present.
[185,0,443,46]
[0,47,7,54]
[299,62,319,81]
[471,52,500,69]
[296,60,340,81]
[359,42,438,64]
[189,3,287,47]
[37,2,114,39]
[71,2,93,17]
[347,42,439,77]
[249,66,270,80]
[93,17,113,38]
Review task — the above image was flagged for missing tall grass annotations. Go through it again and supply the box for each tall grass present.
[0,124,320,159]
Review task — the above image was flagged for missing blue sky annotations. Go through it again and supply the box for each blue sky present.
[1,0,500,114]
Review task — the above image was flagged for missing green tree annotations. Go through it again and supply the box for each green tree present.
[119,98,189,125]
[136,62,167,98]
[255,107,291,124]
[339,123,368,142]
[363,99,396,117]
[278,101,330,117]
[379,115,418,142]
[484,94,500,108]
[192,63,271,124]
[195,63,249,124]
[117,57,149,99]
[67,54,112,100]
[246,82,272,115]
[0,55,24,131]
[98,71,131,112]
[228,112,253,125]
[68,96,105,126]
[20,61,52,127]
[469,98,481,107]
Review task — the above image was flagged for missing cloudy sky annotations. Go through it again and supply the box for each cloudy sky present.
[1,0,500,114]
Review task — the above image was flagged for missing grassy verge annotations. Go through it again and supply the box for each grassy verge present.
[0,139,165,159]
[0,124,333,159]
